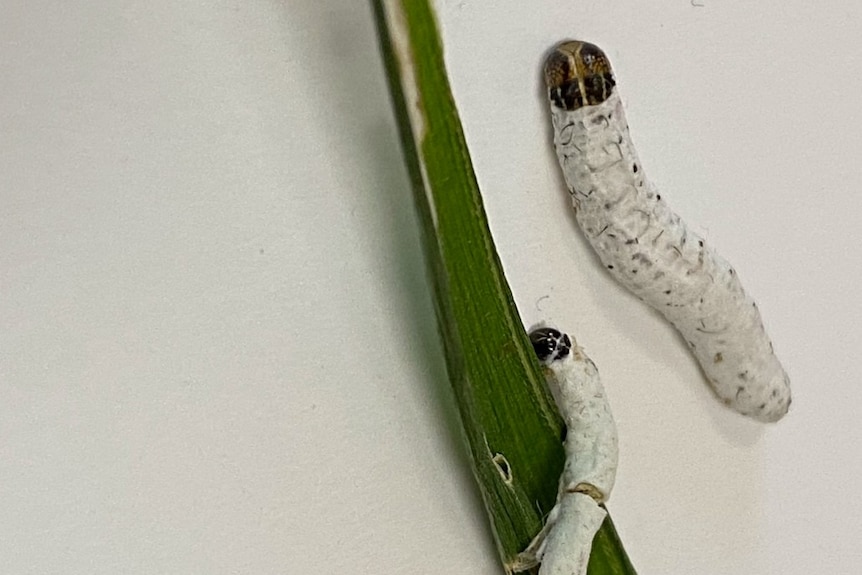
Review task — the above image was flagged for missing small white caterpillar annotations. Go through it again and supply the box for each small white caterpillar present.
[516,326,618,575]
[543,40,791,423]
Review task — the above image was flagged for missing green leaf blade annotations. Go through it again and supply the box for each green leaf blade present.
[371,2,637,573]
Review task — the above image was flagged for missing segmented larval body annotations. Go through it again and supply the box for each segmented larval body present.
[520,327,618,575]
[536,492,607,575]
[543,41,791,422]
[532,328,618,500]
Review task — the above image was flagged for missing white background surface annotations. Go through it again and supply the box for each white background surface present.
[2,1,861,573]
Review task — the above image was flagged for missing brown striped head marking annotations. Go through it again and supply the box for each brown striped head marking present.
[544,40,616,111]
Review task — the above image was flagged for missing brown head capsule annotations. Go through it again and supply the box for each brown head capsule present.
[544,40,616,111]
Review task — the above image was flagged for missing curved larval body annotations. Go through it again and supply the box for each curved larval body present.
[544,41,791,422]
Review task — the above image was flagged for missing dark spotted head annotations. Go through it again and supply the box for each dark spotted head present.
[543,40,616,111]
[529,327,572,364]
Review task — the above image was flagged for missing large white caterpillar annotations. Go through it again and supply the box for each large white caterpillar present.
[515,326,618,575]
[543,41,791,423]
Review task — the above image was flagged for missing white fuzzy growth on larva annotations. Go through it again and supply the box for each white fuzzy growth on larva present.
[538,493,607,575]
[515,332,617,574]
[549,90,791,422]
[546,340,618,500]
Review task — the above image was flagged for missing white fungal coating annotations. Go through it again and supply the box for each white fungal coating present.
[539,329,618,500]
[543,40,791,422]
[516,327,617,575]
[537,493,607,575]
